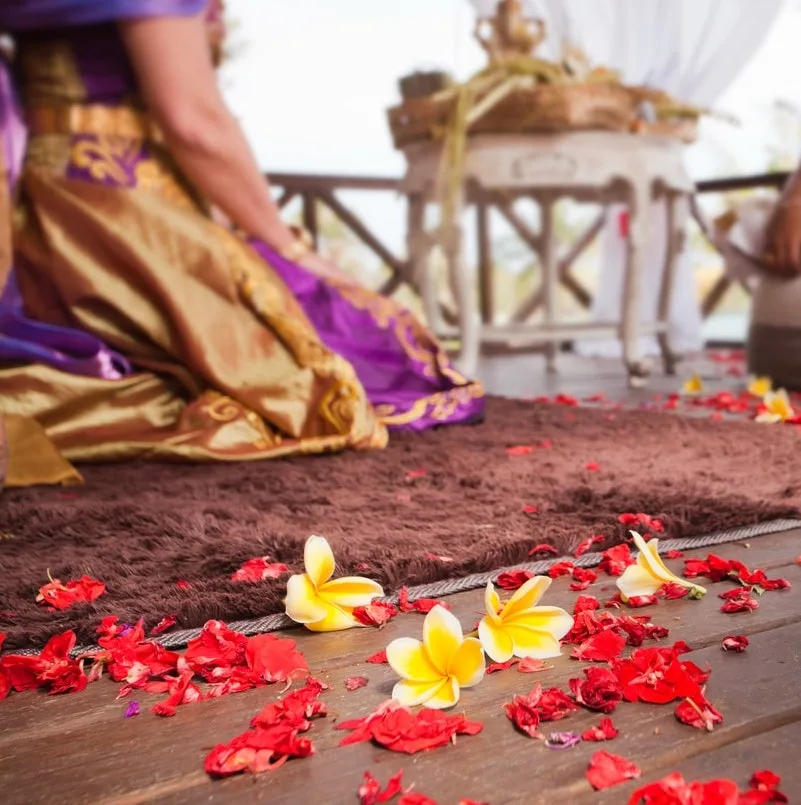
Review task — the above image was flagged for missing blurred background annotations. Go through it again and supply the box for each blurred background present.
[220,0,801,346]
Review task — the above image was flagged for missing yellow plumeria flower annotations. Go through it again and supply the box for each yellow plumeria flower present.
[284,535,383,631]
[681,374,703,396]
[477,577,573,663]
[756,389,795,424]
[386,605,484,709]
[747,376,772,398]
[617,531,706,600]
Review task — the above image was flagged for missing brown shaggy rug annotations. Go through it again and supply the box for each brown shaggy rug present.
[2,397,800,651]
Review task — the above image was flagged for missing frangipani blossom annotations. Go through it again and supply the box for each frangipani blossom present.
[386,605,484,709]
[681,375,703,396]
[756,389,794,423]
[747,376,772,398]
[617,533,706,601]
[284,536,383,632]
[478,577,573,663]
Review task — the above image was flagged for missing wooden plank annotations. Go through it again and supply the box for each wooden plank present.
[266,173,401,192]
[595,719,801,805]
[477,200,494,325]
[695,172,787,194]
[145,615,801,805]
[1,533,798,804]
[301,193,319,249]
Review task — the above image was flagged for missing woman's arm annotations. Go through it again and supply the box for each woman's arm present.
[118,14,296,254]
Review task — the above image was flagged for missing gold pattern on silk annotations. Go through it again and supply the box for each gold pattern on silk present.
[71,137,140,185]
[376,382,486,426]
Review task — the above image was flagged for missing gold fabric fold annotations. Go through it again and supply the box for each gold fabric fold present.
[1,134,388,480]
[3,413,83,488]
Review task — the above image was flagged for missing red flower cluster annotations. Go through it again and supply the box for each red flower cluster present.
[337,700,482,754]
[683,554,791,592]
[230,557,289,583]
[496,570,534,591]
[35,575,106,611]
[564,596,669,651]
[504,685,579,738]
[618,513,665,533]
[398,587,449,614]
[353,602,398,628]
[629,770,787,804]
[611,642,706,705]
[570,667,623,713]
[204,678,327,777]
[0,630,87,698]
[599,544,636,576]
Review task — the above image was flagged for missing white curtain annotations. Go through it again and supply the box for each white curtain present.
[468,0,784,356]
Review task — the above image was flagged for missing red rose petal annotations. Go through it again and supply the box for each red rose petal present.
[517,657,550,674]
[365,650,388,665]
[486,659,518,674]
[586,751,641,790]
[353,602,398,628]
[358,770,404,805]
[150,615,178,636]
[599,544,635,576]
[666,550,684,559]
[35,575,106,611]
[581,717,619,742]
[506,445,536,456]
[496,570,534,590]
[574,534,605,558]
[569,667,624,714]
[528,543,559,557]
[571,630,626,662]
[405,468,428,481]
[346,676,369,691]
[721,635,749,653]
[675,695,723,732]
[548,561,575,579]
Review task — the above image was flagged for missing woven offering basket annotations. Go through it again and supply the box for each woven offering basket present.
[388,82,636,148]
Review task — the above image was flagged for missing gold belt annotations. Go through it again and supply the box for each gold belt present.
[25,104,164,143]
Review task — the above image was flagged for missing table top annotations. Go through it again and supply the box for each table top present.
[400,131,695,197]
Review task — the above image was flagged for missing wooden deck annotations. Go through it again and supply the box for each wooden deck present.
[2,355,799,804]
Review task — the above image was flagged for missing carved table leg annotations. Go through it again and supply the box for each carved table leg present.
[621,180,652,389]
[656,192,687,376]
[540,195,558,373]
[406,194,439,331]
[444,192,480,377]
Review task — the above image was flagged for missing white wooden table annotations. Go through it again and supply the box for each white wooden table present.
[399,131,694,385]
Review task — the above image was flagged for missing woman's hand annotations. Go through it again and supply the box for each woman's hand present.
[297,252,361,289]
[763,190,801,277]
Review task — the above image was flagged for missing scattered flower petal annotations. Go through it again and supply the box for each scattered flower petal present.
[486,659,518,674]
[35,574,106,611]
[569,667,623,714]
[584,462,601,471]
[521,504,539,516]
[337,700,482,753]
[359,770,404,805]
[571,630,626,663]
[405,468,428,481]
[353,602,398,628]
[599,544,635,577]
[756,389,795,423]
[586,751,641,790]
[496,570,534,590]
[504,685,579,738]
[545,731,581,750]
[721,635,749,653]
[366,650,388,665]
[387,605,484,709]
[124,701,140,718]
[617,532,706,601]
[548,561,575,579]
[345,676,369,691]
[506,445,536,456]
[176,580,191,590]
[682,375,703,396]
[285,536,383,632]
[231,557,290,583]
[149,616,178,636]
[517,657,551,674]
[582,717,619,742]
[478,577,573,663]
[528,543,560,557]
[574,535,605,558]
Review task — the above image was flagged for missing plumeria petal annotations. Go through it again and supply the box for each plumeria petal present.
[318,577,384,608]
[449,637,485,688]
[422,676,461,709]
[303,601,358,632]
[501,576,552,619]
[304,535,336,588]
[391,678,450,707]
[632,535,674,583]
[284,574,329,624]
[423,605,464,676]
[386,637,441,682]
[616,563,663,600]
[504,625,564,659]
[478,618,515,663]
[484,582,502,624]
[504,606,574,639]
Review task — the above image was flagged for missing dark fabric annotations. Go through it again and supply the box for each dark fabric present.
[748,323,801,391]
[1,397,799,651]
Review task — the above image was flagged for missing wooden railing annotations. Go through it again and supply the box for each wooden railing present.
[268,169,789,326]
